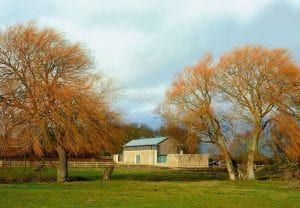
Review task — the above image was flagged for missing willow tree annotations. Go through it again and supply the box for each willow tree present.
[157,54,239,180]
[0,23,123,182]
[216,46,299,180]
[270,114,300,162]
[269,70,300,162]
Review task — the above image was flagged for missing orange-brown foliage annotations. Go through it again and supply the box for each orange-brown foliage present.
[217,46,298,125]
[158,53,240,180]
[271,114,300,161]
[0,22,123,157]
[216,46,299,179]
[159,123,199,153]
[157,53,223,145]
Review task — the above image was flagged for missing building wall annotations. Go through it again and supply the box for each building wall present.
[157,154,209,168]
[158,138,178,155]
[177,154,209,167]
[113,154,119,163]
[123,150,157,165]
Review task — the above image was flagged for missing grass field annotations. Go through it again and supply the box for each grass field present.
[0,167,299,208]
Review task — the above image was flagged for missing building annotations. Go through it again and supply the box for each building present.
[122,137,178,165]
[114,137,209,168]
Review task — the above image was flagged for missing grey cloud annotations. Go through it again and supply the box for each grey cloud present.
[122,0,300,128]
[1,0,299,129]
[127,0,300,90]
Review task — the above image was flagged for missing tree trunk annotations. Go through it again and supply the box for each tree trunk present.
[56,145,68,182]
[218,138,238,181]
[245,128,260,180]
[103,165,114,181]
[224,151,238,181]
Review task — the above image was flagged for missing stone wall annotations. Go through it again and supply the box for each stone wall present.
[177,154,209,167]
[157,154,209,168]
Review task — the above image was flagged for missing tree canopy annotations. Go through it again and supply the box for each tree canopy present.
[0,22,123,182]
[159,46,300,180]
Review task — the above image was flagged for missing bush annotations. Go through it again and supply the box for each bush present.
[283,164,300,180]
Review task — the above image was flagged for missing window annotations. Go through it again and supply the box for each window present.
[124,145,157,151]
[157,155,167,163]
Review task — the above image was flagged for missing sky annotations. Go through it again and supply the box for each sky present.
[0,0,299,129]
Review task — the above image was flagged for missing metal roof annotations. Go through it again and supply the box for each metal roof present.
[123,137,167,147]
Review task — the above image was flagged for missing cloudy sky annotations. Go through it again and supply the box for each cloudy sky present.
[0,0,299,129]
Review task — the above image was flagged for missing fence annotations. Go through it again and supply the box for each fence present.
[2,160,289,171]
[0,160,116,168]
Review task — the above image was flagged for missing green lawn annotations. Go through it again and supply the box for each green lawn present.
[0,167,299,208]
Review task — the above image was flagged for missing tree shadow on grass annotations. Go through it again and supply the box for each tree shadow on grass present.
[0,167,230,183]
[111,170,229,182]
[66,168,229,182]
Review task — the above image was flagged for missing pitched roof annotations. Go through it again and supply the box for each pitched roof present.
[123,137,167,147]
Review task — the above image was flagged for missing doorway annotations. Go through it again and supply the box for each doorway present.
[135,155,141,164]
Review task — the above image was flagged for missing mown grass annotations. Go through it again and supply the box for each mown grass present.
[0,167,299,208]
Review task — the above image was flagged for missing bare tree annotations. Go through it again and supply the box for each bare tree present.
[157,54,239,180]
[216,46,299,180]
[0,22,123,182]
